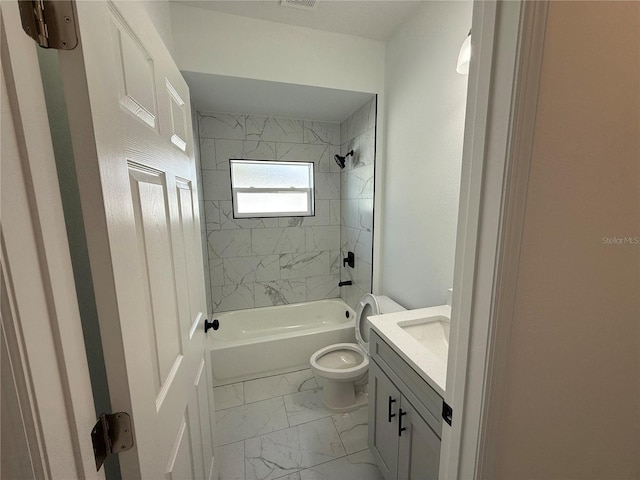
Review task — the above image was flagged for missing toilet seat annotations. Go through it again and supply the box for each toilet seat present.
[309,294,405,411]
[355,293,380,354]
[310,343,369,381]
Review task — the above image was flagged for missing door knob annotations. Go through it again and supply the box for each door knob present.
[204,319,219,333]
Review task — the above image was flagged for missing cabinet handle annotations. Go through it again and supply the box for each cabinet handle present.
[398,409,407,436]
[388,396,396,422]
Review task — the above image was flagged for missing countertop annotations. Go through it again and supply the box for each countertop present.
[369,304,451,397]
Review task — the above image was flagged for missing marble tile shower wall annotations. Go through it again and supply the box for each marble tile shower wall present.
[339,98,377,310]
[198,112,343,313]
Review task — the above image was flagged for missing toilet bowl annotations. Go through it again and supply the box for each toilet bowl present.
[310,293,405,411]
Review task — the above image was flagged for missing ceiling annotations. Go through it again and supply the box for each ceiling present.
[184,71,374,122]
[173,0,423,41]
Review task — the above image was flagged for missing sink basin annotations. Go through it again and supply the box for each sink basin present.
[368,304,451,395]
[398,316,450,358]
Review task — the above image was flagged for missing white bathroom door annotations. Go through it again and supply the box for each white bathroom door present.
[57,1,214,478]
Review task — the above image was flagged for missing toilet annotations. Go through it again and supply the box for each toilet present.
[310,293,405,411]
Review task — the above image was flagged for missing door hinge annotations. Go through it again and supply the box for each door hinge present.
[91,412,134,472]
[442,401,453,426]
[18,0,78,50]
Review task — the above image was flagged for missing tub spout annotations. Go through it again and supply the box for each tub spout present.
[338,281,352,287]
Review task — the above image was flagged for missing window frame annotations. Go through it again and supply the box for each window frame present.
[229,159,316,219]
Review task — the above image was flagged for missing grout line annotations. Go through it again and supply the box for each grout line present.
[349,446,370,455]
[330,414,349,459]
[242,440,246,480]
[349,441,369,455]
[214,395,273,413]
[282,449,352,479]
[215,403,361,448]
[229,414,375,477]
[214,368,316,410]
[215,371,370,450]
[282,394,291,428]
[248,433,354,480]
[269,468,302,480]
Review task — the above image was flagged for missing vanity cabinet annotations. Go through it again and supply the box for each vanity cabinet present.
[369,331,443,480]
[397,397,441,480]
[370,361,401,479]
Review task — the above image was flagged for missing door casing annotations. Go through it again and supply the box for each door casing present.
[1,2,101,478]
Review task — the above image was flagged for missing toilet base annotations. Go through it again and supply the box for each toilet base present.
[319,380,368,412]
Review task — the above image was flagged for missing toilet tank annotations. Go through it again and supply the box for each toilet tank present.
[376,295,406,314]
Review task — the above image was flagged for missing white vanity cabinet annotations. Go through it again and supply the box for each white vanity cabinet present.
[369,330,443,480]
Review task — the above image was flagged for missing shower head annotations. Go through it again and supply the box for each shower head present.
[334,150,354,169]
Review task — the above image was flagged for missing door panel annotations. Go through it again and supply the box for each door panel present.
[166,417,195,480]
[58,1,213,477]
[397,401,441,480]
[167,80,188,151]
[187,358,207,480]
[194,357,215,479]
[110,6,157,129]
[176,179,206,332]
[130,167,183,393]
[369,361,400,480]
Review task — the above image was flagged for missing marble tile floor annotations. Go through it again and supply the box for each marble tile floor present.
[213,369,382,480]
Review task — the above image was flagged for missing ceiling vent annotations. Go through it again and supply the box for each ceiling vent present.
[280,0,318,11]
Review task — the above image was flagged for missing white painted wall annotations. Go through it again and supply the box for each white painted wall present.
[493,2,640,477]
[170,3,385,94]
[136,1,174,55]
[378,1,472,309]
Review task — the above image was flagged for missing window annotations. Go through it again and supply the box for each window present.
[230,160,315,218]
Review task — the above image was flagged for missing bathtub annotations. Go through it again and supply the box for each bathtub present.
[209,299,356,386]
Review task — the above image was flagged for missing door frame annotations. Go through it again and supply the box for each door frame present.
[1,2,101,478]
[4,0,551,477]
[441,0,549,478]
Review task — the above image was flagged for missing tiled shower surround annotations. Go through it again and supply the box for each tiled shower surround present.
[198,98,376,314]
[339,99,376,309]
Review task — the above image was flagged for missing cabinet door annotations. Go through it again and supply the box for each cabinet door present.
[397,399,441,480]
[369,360,401,480]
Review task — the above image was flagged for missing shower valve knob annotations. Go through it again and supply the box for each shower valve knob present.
[204,319,219,333]
[343,252,355,268]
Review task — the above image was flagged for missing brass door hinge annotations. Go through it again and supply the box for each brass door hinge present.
[18,0,77,50]
[91,412,134,472]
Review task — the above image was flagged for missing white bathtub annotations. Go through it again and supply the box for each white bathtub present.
[209,299,356,386]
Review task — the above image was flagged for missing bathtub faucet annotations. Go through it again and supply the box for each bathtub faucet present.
[338,281,352,287]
